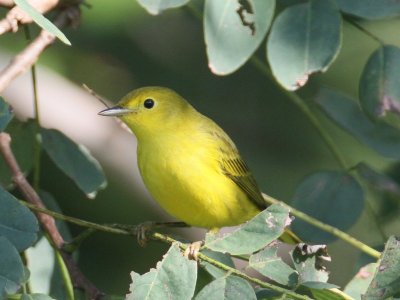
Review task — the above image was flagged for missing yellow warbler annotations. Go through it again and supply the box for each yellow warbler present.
[99,87,295,240]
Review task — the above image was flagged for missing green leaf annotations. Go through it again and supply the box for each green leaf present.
[364,236,400,299]
[0,187,38,251]
[359,45,400,119]
[291,171,364,243]
[204,204,290,255]
[316,88,400,160]
[195,275,256,300]
[0,236,26,298]
[267,0,341,90]
[40,128,107,198]
[127,243,197,300]
[336,0,400,20]
[0,97,13,131]
[13,0,71,45]
[292,244,330,284]
[255,288,283,300]
[249,243,298,288]
[344,263,377,300]
[200,249,235,278]
[0,120,37,187]
[21,294,56,300]
[204,0,275,75]
[137,0,190,15]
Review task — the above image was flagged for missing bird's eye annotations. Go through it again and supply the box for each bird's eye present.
[144,99,155,109]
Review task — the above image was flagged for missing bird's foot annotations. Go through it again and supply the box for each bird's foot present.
[135,221,155,247]
[184,241,204,261]
[108,222,155,247]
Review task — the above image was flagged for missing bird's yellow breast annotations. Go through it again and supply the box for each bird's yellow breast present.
[137,126,259,229]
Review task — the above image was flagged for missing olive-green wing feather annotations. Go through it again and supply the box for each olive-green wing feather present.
[211,130,266,209]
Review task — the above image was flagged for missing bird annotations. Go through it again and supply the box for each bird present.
[99,87,298,255]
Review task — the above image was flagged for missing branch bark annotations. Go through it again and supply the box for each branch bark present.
[0,132,103,299]
[0,5,80,92]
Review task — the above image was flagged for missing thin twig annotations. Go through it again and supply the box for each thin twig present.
[0,132,103,299]
[0,5,80,92]
[19,201,312,300]
[262,193,381,259]
[82,83,110,108]
[0,0,59,35]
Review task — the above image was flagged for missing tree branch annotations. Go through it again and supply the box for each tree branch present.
[0,132,103,299]
[0,0,60,34]
[0,4,80,92]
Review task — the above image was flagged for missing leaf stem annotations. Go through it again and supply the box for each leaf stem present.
[262,193,381,259]
[251,56,348,169]
[344,17,385,45]
[20,201,311,300]
[55,249,75,300]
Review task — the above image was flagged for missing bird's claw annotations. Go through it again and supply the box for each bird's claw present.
[184,241,204,261]
[135,221,155,247]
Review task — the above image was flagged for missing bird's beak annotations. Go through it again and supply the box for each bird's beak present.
[98,106,137,117]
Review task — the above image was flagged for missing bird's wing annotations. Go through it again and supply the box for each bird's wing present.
[212,130,266,209]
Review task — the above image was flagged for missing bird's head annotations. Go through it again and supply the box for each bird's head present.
[99,87,194,139]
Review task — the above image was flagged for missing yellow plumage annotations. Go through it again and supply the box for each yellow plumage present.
[99,87,288,234]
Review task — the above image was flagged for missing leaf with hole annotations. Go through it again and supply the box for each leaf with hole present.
[13,0,71,45]
[364,236,400,299]
[127,243,197,300]
[292,244,331,284]
[0,186,38,251]
[267,0,341,90]
[204,0,275,75]
[359,45,400,119]
[316,88,400,160]
[40,128,107,198]
[204,204,290,255]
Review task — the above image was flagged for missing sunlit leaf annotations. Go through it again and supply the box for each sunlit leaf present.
[0,187,38,251]
[40,128,107,198]
[137,0,190,15]
[204,204,290,255]
[364,236,400,299]
[195,275,256,300]
[205,0,275,75]
[359,45,400,119]
[344,263,377,300]
[336,0,400,20]
[0,236,26,298]
[291,171,364,243]
[0,97,13,131]
[316,88,400,160]
[267,0,341,90]
[13,0,71,45]
[127,243,197,300]
[249,243,298,288]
